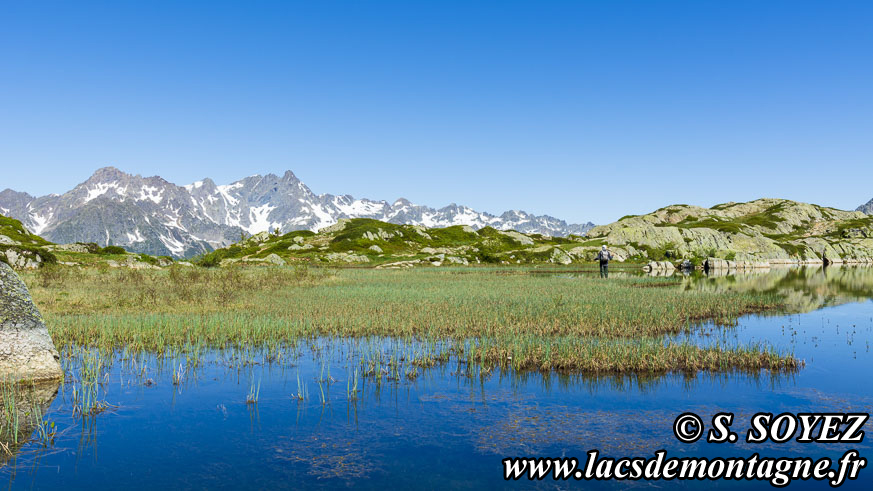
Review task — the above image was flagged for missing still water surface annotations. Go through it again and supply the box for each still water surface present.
[3,266,872,489]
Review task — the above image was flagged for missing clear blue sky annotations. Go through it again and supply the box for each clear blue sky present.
[1,1,871,224]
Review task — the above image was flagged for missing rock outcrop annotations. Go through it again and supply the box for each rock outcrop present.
[644,261,675,272]
[324,252,370,263]
[499,230,535,245]
[106,256,160,269]
[191,199,873,268]
[2,248,45,269]
[0,262,63,382]
[550,247,573,265]
[46,243,92,253]
[587,198,873,265]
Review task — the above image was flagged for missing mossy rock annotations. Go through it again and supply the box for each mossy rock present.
[0,215,51,246]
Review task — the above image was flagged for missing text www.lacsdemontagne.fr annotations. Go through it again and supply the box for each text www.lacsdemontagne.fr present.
[503,450,866,487]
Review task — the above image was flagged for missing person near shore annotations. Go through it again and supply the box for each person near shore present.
[595,245,612,278]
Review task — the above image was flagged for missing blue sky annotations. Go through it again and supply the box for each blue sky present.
[1,1,871,224]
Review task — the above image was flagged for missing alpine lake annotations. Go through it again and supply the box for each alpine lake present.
[2,265,872,489]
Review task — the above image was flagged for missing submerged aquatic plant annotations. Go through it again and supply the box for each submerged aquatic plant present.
[246,378,261,405]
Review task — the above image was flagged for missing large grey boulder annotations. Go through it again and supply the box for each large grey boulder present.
[0,262,63,382]
[324,252,370,263]
[2,248,44,269]
[318,218,351,234]
[264,253,286,265]
[550,247,573,265]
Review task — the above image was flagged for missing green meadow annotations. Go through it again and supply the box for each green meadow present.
[19,265,798,374]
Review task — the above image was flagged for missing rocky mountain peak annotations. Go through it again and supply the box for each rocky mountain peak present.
[185,177,217,193]
[281,170,300,182]
[85,166,128,183]
[1,168,594,258]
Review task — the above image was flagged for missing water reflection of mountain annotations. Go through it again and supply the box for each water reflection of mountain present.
[683,266,873,314]
[0,381,58,466]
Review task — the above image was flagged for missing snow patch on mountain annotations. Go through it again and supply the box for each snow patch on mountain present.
[248,204,279,234]
[1,166,594,258]
[28,211,51,235]
[159,233,187,256]
[84,181,124,202]
[138,186,164,204]
[126,229,146,243]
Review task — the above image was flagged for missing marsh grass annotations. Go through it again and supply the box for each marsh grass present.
[0,379,22,446]
[295,368,307,401]
[0,379,58,454]
[30,404,56,447]
[21,266,798,374]
[64,348,111,417]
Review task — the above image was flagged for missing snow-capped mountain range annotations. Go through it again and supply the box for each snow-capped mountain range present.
[0,167,594,258]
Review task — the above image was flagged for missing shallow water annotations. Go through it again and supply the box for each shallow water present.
[2,266,872,489]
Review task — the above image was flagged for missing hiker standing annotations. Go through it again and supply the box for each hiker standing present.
[596,245,612,278]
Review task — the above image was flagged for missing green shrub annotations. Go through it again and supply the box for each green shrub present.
[100,245,127,255]
[478,251,503,263]
[197,254,222,268]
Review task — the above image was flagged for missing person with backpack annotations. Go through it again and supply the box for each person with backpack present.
[595,245,612,278]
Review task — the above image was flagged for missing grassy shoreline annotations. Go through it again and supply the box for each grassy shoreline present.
[20,265,799,374]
